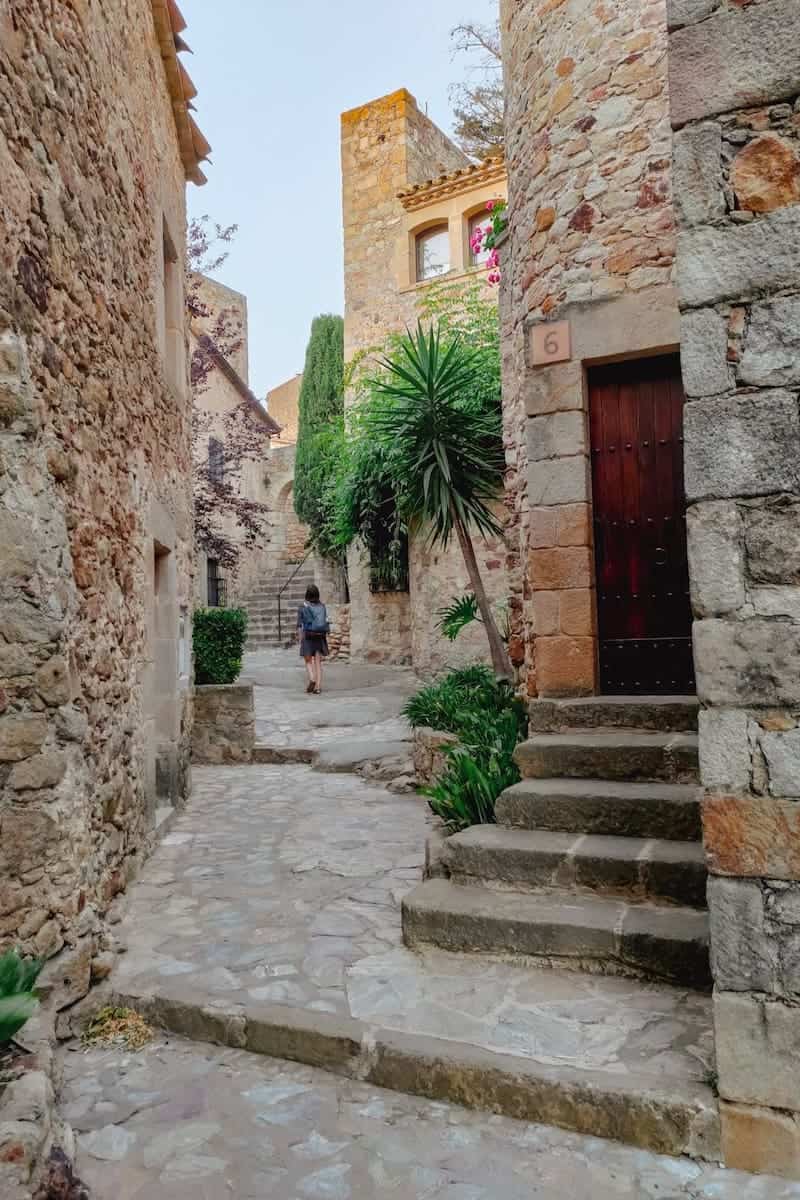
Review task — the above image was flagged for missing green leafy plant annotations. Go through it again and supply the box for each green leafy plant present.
[404,664,524,739]
[425,708,522,832]
[367,321,511,677]
[0,950,42,1044]
[193,607,248,685]
[436,593,512,645]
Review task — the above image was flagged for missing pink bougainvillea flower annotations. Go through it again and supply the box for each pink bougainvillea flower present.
[487,271,501,285]
[486,200,497,211]
[487,249,500,269]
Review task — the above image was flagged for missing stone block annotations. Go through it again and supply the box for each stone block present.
[192,683,254,765]
[527,410,586,462]
[37,938,93,1011]
[695,618,800,706]
[535,636,595,697]
[715,991,800,1111]
[731,135,800,215]
[7,751,67,792]
[677,207,800,307]
[698,708,750,791]
[530,507,557,549]
[666,0,719,29]
[721,1101,800,1180]
[672,124,725,228]
[523,360,583,417]
[533,591,559,636]
[740,296,800,388]
[669,0,800,127]
[679,308,729,398]
[529,547,592,591]
[703,794,800,880]
[556,504,591,547]
[686,501,744,616]
[559,589,595,637]
[762,727,800,798]
[745,498,800,585]
[527,456,590,507]
[0,714,48,762]
[708,876,775,993]
[684,392,800,501]
[751,587,800,622]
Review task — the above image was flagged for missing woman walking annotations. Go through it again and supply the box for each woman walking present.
[297,584,330,695]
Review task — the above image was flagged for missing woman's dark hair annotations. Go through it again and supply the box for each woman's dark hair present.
[305,584,320,603]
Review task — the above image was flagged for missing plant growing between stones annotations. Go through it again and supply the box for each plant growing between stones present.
[368,321,512,678]
[193,607,248,685]
[0,949,42,1045]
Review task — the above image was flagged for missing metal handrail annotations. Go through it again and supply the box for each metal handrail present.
[277,550,313,644]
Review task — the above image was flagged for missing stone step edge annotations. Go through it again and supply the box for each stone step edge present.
[253,744,317,765]
[110,985,720,1163]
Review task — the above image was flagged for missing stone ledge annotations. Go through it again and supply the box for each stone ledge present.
[111,984,721,1161]
[192,682,255,764]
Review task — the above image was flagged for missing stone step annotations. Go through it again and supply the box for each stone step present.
[528,696,699,734]
[515,732,699,784]
[402,878,711,989]
[444,827,707,908]
[496,779,702,841]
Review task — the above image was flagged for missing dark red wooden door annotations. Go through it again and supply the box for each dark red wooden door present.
[589,354,694,695]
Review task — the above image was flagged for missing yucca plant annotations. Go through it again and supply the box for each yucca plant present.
[436,593,512,645]
[369,321,512,678]
[0,950,42,1044]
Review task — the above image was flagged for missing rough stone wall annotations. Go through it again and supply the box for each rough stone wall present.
[342,90,510,674]
[499,0,677,696]
[0,1,193,959]
[326,602,351,661]
[667,0,800,1178]
[192,684,254,765]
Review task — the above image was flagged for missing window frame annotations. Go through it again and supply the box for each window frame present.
[414,223,451,283]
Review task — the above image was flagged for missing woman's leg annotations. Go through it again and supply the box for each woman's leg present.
[314,652,323,692]
[303,655,315,687]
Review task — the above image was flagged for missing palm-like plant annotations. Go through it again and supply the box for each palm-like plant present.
[369,322,512,678]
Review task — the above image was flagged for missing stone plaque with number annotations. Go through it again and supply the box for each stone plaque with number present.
[531,321,571,366]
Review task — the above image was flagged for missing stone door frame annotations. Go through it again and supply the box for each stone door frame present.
[526,284,683,697]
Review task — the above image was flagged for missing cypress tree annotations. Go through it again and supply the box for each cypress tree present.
[293,315,344,543]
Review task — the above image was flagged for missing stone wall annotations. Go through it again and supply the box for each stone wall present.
[499,0,677,696]
[326,603,351,661]
[0,1,195,960]
[267,373,302,445]
[192,684,254,764]
[341,90,511,674]
[667,0,800,1177]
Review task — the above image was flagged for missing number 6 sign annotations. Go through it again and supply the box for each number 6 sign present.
[531,321,571,366]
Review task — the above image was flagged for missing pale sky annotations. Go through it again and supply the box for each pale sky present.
[184,0,498,398]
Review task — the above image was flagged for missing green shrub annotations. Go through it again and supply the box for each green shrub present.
[193,607,248,685]
[425,708,522,832]
[403,664,525,741]
[0,950,42,1045]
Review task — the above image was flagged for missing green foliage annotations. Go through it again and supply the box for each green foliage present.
[294,315,345,556]
[367,321,505,548]
[436,593,511,644]
[0,949,42,1044]
[404,664,525,741]
[425,708,522,832]
[405,664,526,832]
[193,607,248,685]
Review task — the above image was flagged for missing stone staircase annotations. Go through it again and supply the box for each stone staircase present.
[244,562,316,650]
[403,696,710,990]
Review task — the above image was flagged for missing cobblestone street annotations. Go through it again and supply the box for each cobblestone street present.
[57,655,799,1197]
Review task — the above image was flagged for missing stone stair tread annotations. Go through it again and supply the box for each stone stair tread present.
[451,825,706,865]
[515,731,699,784]
[445,826,707,907]
[402,878,710,988]
[529,695,699,733]
[525,731,698,749]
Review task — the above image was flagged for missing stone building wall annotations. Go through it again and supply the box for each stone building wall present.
[0,0,202,961]
[667,0,800,1177]
[267,373,302,445]
[499,0,678,696]
[342,89,510,675]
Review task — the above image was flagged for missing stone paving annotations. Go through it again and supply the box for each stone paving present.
[61,1035,800,1200]
[111,762,714,1087]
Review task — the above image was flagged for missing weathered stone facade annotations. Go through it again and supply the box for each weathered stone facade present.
[341,90,510,675]
[499,0,677,696]
[667,0,800,1177]
[0,1,205,964]
[192,684,254,765]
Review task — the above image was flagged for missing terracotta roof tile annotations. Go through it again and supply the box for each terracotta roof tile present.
[151,0,209,186]
[398,155,506,211]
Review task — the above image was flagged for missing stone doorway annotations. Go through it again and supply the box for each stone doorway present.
[588,354,694,695]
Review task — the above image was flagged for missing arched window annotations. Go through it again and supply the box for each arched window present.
[415,225,449,282]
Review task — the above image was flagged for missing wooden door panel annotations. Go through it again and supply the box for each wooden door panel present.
[589,355,694,695]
